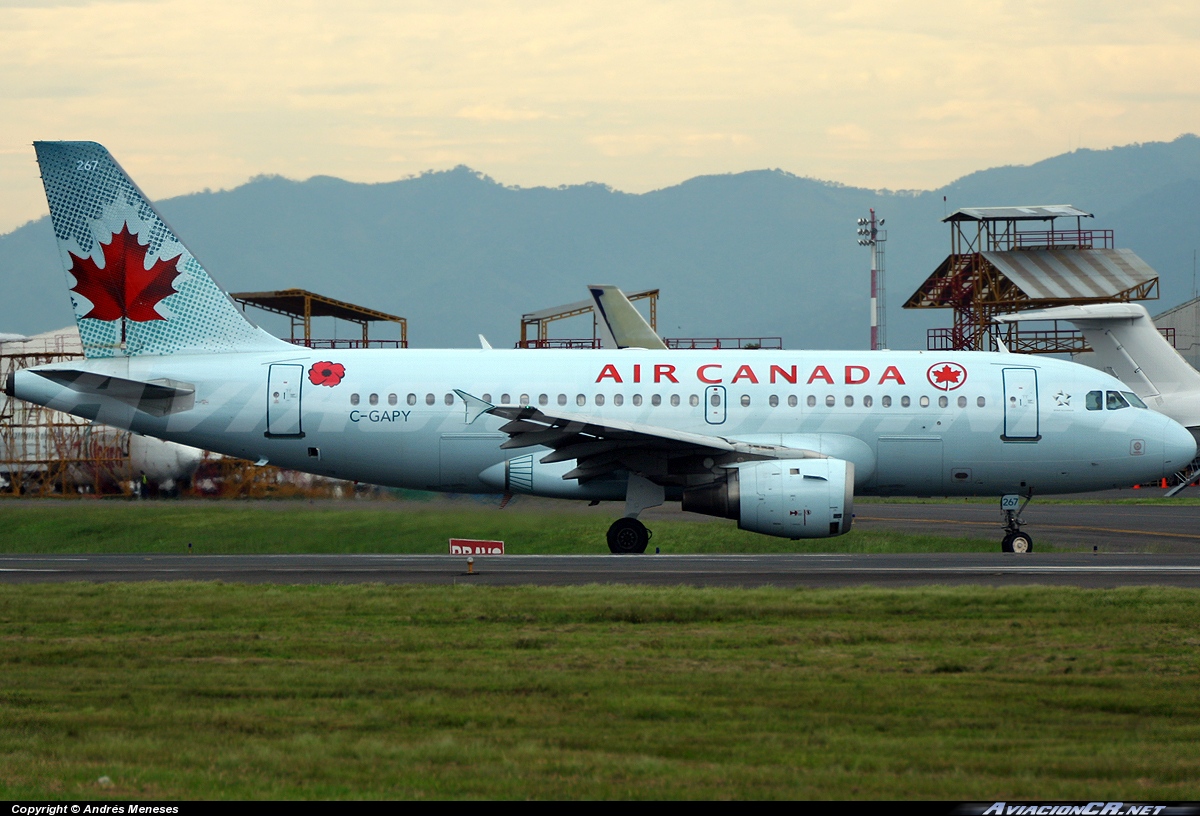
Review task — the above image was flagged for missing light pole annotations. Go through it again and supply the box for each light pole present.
[856,209,887,350]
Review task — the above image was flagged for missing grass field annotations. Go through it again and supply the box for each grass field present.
[0,499,1003,554]
[1,583,1199,799]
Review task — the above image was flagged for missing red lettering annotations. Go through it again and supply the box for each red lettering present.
[731,364,758,384]
[633,364,641,384]
[879,365,905,385]
[596,364,622,383]
[654,364,678,384]
[697,364,722,384]
[807,365,834,385]
[845,365,869,385]
[769,365,797,384]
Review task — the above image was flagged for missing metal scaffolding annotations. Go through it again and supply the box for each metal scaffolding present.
[232,288,408,349]
[905,206,1159,352]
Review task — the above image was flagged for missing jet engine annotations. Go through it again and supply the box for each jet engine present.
[682,459,854,538]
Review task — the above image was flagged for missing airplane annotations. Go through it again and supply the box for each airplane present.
[994,303,1200,493]
[6,141,1196,554]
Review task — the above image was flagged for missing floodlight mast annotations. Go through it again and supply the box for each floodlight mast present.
[855,209,887,350]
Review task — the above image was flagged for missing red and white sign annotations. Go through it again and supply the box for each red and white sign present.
[927,362,967,391]
[449,538,506,555]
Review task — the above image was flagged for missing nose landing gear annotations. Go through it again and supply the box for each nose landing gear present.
[1000,491,1034,553]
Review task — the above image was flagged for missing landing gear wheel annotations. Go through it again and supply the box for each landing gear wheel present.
[1001,532,1033,553]
[607,517,650,554]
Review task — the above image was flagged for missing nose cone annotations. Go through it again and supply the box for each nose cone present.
[1163,418,1198,474]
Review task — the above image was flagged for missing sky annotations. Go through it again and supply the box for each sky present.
[1,0,1198,233]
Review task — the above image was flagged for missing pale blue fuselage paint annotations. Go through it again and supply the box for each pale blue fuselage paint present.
[15,347,1195,501]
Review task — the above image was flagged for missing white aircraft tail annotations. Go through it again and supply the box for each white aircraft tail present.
[34,141,287,358]
[587,285,668,350]
[997,304,1200,429]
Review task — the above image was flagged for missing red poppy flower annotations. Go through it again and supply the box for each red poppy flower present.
[309,361,345,387]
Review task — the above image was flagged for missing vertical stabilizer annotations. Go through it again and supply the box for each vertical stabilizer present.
[34,141,287,358]
[587,285,668,350]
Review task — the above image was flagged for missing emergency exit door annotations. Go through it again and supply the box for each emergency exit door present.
[705,385,726,424]
[266,364,305,438]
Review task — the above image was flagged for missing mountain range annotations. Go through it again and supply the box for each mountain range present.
[2,135,1199,351]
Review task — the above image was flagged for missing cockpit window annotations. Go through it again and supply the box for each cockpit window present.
[1106,391,1130,410]
[1086,390,1102,411]
[1121,391,1148,409]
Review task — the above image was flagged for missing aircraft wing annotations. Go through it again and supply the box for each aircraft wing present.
[455,390,823,482]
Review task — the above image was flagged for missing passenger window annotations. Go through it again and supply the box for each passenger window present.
[576,394,586,406]
[919,396,930,408]
[769,395,779,407]
[425,393,435,406]
[977,396,986,408]
[1122,391,1148,408]
[671,395,681,407]
[1106,391,1130,410]
[369,393,379,406]
[651,395,662,406]
[408,393,417,405]
[520,394,530,405]
[596,394,605,406]
[938,396,948,408]
[501,393,511,404]
[863,395,873,408]
[388,393,397,406]
[350,393,360,406]
[615,394,625,406]
[710,393,721,407]
[688,394,698,407]
[558,394,567,406]
[739,395,750,407]
[444,393,454,406]
[633,394,643,406]
[538,394,549,406]
[1086,390,1102,411]
[788,395,798,408]
[807,395,816,407]
[844,395,854,407]
[901,396,911,407]
[825,395,835,407]
[882,395,892,407]
[957,396,967,408]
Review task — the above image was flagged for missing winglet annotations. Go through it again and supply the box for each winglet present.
[587,285,668,350]
[478,334,492,350]
[454,389,494,424]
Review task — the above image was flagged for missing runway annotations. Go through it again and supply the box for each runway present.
[5,552,1200,587]
[852,494,1200,552]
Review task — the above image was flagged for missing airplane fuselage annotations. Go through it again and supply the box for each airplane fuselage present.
[14,347,1191,500]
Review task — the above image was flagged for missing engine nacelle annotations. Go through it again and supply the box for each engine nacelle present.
[682,459,854,539]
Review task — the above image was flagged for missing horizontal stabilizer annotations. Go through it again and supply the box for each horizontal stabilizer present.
[33,369,195,417]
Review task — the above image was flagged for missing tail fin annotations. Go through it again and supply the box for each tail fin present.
[587,285,667,350]
[34,141,287,358]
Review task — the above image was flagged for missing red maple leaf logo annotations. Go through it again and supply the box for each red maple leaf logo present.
[933,366,960,384]
[927,362,967,391]
[67,223,181,322]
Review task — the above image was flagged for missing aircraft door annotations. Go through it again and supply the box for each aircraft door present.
[705,386,726,425]
[1002,367,1040,441]
[266,364,305,438]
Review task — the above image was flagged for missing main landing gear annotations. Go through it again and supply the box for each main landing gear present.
[1000,490,1034,553]
[607,474,664,554]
